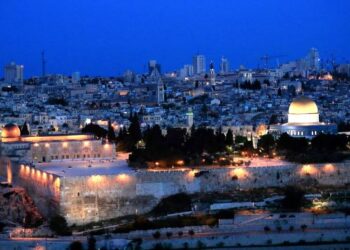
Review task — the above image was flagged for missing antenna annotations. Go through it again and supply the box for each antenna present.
[41,50,46,77]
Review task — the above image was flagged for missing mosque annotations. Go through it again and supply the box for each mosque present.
[269,96,337,138]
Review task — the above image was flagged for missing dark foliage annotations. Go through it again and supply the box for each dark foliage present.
[129,125,231,166]
[49,215,71,236]
[82,123,107,138]
[151,193,192,216]
[258,134,275,154]
[88,235,96,250]
[47,97,68,106]
[69,241,84,250]
[20,121,30,136]
[107,120,116,142]
[281,186,306,211]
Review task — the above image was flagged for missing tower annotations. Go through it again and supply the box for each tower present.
[220,56,230,73]
[186,107,194,127]
[192,54,206,74]
[4,62,24,86]
[307,48,320,72]
[209,61,215,85]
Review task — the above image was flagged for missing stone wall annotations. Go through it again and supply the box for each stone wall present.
[15,163,61,217]
[8,161,350,225]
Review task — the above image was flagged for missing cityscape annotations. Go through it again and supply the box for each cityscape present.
[1,1,350,250]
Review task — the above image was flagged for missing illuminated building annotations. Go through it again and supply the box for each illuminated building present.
[269,96,337,138]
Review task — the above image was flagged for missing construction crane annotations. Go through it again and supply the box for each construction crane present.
[260,55,287,69]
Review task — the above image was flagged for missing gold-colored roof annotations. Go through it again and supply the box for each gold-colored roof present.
[288,96,318,114]
[1,123,21,138]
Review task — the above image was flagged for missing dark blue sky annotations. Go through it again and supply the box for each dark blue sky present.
[1,0,349,77]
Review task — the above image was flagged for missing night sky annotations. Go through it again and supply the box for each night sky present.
[1,0,349,77]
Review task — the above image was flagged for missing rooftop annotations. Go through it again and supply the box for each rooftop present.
[36,157,132,178]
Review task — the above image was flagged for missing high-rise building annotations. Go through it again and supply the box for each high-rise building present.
[4,62,24,85]
[179,64,194,78]
[192,54,206,74]
[220,56,230,73]
[72,71,81,84]
[148,60,161,75]
[307,48,320,71]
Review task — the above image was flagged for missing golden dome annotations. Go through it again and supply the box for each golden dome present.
[1,123,21,138]
[288,96,318,115]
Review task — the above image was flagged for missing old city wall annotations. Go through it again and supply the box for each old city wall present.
[15,164,61,217]
[59,162,350,225]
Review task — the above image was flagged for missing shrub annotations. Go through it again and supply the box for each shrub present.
[166,232,173,238]
[151,193,192,216]
[196,240,206,249]
[153,231,161,239]
[49,215,71,236]
[188,229,195,237]
[69,241,83,250]
[216,242,225,247]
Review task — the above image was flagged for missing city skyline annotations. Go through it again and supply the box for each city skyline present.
[1,0,350,77]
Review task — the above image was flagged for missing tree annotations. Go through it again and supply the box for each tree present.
[20,121,30,136]
[153,231,161,239]
[166,232,173,239]
[49,215,71,236]
[127,114,142,150]
[82,123,107,138]
[225,129,234,146]
[88,235,96,250]
[301,224,307,232]
[281,186,306,211]
[107,120,116,142]
[269,114,278,125]
[188,229,195,237]
[258,134,275,155]
[69,241,84,250]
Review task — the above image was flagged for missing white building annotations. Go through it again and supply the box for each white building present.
[193,54,206,74]
[220,56,230,73]
[4,62,24,85]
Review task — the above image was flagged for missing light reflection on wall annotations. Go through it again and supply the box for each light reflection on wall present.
[116,173,130,184]
[323,164,336,173]
[186,169,199,181]
[19,164,60,195]
[87,175,106,189]
[230,168,249,180]
[7,161,12,184]
[299,164,318,176]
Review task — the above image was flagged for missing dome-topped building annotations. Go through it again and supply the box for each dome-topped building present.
[269,96,337,138]
[1,123,21,138]
[288,96,319,124]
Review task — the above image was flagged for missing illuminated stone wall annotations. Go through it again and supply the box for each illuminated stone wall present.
[30,140,115,163]
[8,162,350,225]
[56,163,350,225]
[15,164,61,216]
